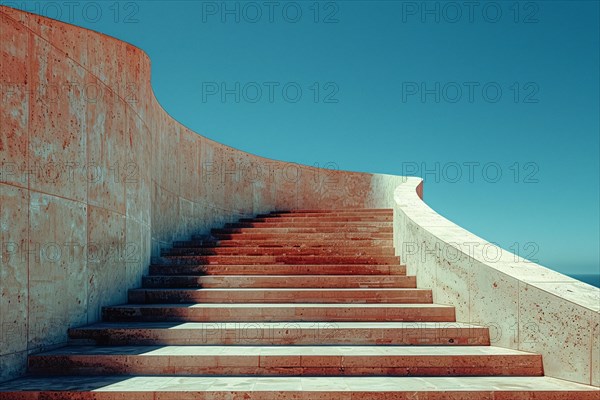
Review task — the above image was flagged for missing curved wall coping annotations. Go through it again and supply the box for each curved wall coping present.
[395,177,600,313]
[392,176,599,386]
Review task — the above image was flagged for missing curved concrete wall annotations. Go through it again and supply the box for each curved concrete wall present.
[0,5,597,388]
[389,177,600,387]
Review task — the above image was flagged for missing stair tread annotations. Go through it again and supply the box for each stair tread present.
[129,288,426,292]
[151,264,406,267]
[141,275,416,288]
[1,376,596,393]
[72,321,483,329]
[31,345,536,357]
[106,303,451,309]
[143,274,412,279]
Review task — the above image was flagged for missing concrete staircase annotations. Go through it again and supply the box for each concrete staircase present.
[0,209,597,398]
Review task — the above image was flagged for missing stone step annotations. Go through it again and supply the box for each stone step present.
[102,303,453,322]
[68,322,490,346]
[259,213,393,219]
[224,221,393,228]
[266,208,393,215]
[28,345,542,377]
[212,227,393,234]
[240,216,393,222]
[149,264,407,276]
[127,288,433,304]
[204,232,394,240]
[141,274,416,288]
[173,239,394,248]
[256,211,394,218]
[161,246,396,257]
[2,376,597,399]
[157,255,401,265]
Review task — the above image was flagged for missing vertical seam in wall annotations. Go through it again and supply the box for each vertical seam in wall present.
[26,24,32,355]
[123,108,128,300]
[84,36,90,326]
[467,255,471,326]
[589,330,592,385]
[517,283,521,352]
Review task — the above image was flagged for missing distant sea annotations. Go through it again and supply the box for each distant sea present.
[568,274,600,288]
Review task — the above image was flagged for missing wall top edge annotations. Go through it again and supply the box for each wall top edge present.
[395,177,600,314]
[0,5,150,60]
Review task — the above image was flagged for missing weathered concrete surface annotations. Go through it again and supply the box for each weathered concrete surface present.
[390,177,600,387]
[0,4,598,390]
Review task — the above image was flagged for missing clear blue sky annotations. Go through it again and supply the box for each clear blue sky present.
[9,1,599,276]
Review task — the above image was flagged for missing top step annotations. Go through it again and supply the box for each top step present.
[257,211,394,219]
[241,216,393,223]
[271,209,393,214]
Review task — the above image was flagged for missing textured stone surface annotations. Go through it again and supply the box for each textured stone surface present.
[0,184,28,356]
[27,345,543,377]
[0,13,29,187]
[28,192,87,350]
[86,206,127,322]
[393,177,600,386]
[0,376,597,399]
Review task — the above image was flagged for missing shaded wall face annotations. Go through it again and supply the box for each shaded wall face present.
[0,7,381,382]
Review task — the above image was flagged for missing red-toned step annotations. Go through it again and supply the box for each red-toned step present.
[211,227,393,234]
[265,208,393,214]
[161,246,396,257]
[28,346,541,377]
[102,303,453,322]
[224,221,392,228]
[173,239,394,248]
[68,322,490,346]
[158,255,400,265]
[127,288,433,304]
[204,232,393,240]
[3,376,597,399]
[149,264,407,276]
[141,274,416,288]
[239,216,393,222]
[246,211,393,217]
[255,212,394,221]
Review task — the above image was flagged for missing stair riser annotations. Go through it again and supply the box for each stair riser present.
[141,275,416,288]
[3,391,595,400]
[28,354,542,377]
[254,213,394,221]
[262,210,393,216]
[158,255,401,265]
[174,239,394,248]
[239,217,393,223]
[212,227,393,234]
[127,289,433,304]
[148,264,407,276]
[162,247,396,257]
[208,233,393,240]
[225,222,393,228]
[255,212,392,216]
[69,327,491,346]
[103,306,454,322]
